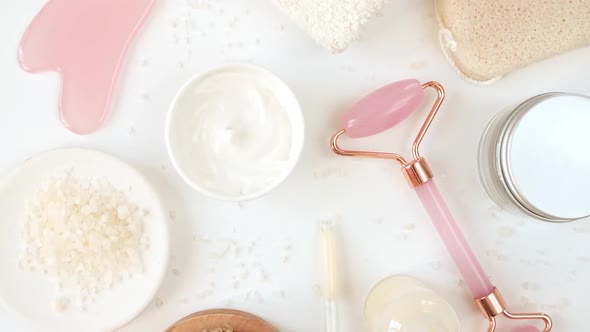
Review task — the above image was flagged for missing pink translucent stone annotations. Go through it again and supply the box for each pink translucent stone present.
[342,79,424,138]
[415,180,494,298]
[511,326,540,332]
[18,0,157,135]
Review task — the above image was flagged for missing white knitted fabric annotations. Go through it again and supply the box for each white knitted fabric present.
[273,0,386,53]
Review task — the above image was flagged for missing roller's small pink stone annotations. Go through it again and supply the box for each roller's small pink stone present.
[343,79,425,138]
[511,326,540,332]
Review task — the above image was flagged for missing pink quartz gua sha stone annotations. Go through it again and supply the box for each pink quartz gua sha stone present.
[18,0,157,135]
[342,79,425,138]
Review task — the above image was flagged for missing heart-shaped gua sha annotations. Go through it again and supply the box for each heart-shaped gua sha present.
[19,0,157,134]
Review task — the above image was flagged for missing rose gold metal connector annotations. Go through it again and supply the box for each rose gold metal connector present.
[330,81,445,188]
[475,288,552,332]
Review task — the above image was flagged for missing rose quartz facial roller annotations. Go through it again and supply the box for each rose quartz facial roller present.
[330,80,552,332]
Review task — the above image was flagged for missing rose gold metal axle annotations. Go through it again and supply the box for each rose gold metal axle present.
[476,288,552,332]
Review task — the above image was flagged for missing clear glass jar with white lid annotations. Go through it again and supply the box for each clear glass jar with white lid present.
[478,92,590,222]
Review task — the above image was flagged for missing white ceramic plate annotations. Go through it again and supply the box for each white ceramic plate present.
[0,149,169,332]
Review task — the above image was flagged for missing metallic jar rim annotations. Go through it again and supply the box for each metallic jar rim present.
[495,92,590,222]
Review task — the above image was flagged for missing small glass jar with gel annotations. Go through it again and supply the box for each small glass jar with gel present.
[166,64,304,201]
[478,93,590,222]
[364,275,460,332]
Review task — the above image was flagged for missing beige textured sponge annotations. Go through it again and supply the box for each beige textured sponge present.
[436,0,590,83]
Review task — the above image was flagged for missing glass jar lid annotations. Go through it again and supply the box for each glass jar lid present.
[498,93,590,222]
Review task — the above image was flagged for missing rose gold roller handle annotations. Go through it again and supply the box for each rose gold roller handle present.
[415,179,493,297]
[417,180,552,332]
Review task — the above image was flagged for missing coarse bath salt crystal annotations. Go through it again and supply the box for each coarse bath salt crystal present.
[21,172,147,307]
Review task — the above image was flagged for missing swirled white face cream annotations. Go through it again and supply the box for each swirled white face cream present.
[166,65,304,201]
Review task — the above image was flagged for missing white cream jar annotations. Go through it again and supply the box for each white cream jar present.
[166,65,304,201]
[478,93,590,222]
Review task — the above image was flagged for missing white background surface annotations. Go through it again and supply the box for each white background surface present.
[1,1,590,331]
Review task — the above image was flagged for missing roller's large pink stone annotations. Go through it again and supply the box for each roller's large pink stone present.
[343,79,424,138]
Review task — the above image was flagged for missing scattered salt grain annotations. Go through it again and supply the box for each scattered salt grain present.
[51,297,70,313]
[154,297,164,308]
